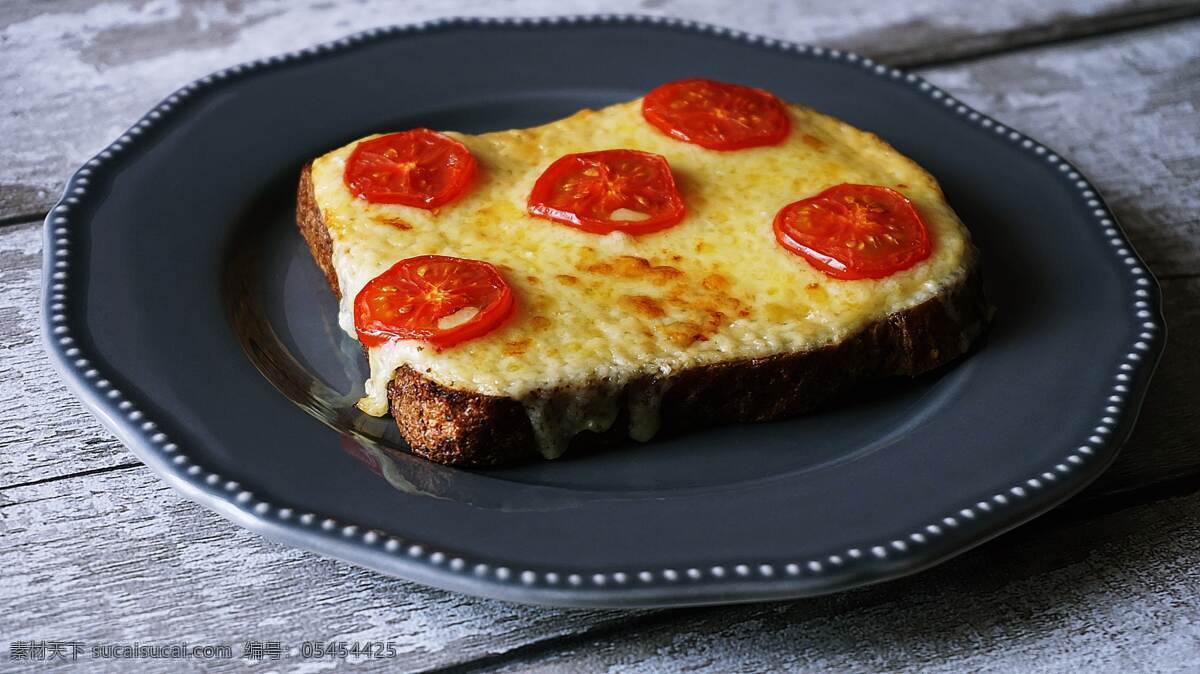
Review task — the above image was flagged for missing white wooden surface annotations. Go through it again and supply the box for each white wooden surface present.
[2,0,1198,220]
[0,468,636,672]
[2,2,1199,672]
[489,490,1200,674]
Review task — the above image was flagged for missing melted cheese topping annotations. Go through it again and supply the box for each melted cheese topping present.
[310,99,973,455]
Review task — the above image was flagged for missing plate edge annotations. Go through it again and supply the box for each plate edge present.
[39,14,1169,608]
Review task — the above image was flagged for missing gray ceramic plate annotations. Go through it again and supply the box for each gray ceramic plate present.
[43,16,1164,608]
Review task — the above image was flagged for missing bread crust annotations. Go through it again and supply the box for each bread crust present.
[297,165,989,466]
[296,164,341,297]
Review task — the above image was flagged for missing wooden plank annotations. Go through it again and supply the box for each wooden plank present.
[920,18,1200,277]
[4,455,1199,672]
[3,16,1199,487]
[1,0,1197,220]
[0,222,137,486]
[3,5,1197,671]
[1,226,1198,496]
[0,261,1196,670]
[1,13,1197,670]
[478,20,1200,674]
[920,19,1200,494]
[1,209,1196,492]
[3,251,1195,669]
[1087,275,1200,499]
[0,465,639,672]
[484,489,1200,674]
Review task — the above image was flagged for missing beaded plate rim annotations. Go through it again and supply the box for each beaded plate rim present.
[41,14,1166,608]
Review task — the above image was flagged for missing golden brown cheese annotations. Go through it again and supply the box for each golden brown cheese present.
[310,98,973,451]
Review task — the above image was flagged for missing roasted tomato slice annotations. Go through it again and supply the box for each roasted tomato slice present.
[642,79,790,151]
[354,255,514,348]
[343,129,477,208]
[773,184,932,280]
[527,149,686,235]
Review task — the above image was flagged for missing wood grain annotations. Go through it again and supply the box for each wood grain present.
[2,3,1199,672]
[467,23,1200,671]
[1087,275,1200,499]
[483,489,1200,674]
[0,222,136,487]
[3,214,1198,496]
[0,466,638,672]
[921,18,1200,278]
[919,19,1200,495]
[3,19,1198,489]
[3,458,1198,672]
[1,0,1198,219]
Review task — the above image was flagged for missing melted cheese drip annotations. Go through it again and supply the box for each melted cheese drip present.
[310,99,973,456]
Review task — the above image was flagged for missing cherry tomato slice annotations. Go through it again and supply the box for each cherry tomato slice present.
[773,184,932,280]
[527,149,686,235]
[642,79,790,151]
[343,129,477,208]
[354,255,514,349]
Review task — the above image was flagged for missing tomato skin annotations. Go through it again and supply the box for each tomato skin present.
[642,79,790,151]
[773,184,932,280]
[343,129,477,208]
[527,149,686,235]
[354,255,514,349]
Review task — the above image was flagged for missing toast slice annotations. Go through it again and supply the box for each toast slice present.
[297,96,988,466]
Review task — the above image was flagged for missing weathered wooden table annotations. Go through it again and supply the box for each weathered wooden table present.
[2,1,1198,671]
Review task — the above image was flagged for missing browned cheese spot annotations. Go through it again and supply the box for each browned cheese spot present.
[800,133,825,149]
[373,215,413,230]
[580,256,682,284]
[618,255,681,279]
[663,321,703,347]
[577,252,748,345]
[702,273,730,292]
[503,338,532,356]
[663,310,726,347]
[621,295,667,318]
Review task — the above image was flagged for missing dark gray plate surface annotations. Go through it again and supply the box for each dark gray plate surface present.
[43,16,1164,607]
